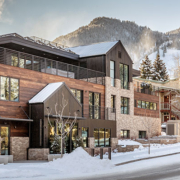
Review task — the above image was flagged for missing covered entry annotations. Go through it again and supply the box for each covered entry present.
[29,82,83,154]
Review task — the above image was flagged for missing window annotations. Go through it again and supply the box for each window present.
[0,76,19,102]
[118,51,121,58]
[71,89,83,104]
[93,128,111,147]
[110,61,115,86]
[89,92,100,119]
[11,54,18,67]
[121,130,130,138]
[153,103,157,110]
[120,63,129,89]
[137,100,157,111]
[82,127,88,148]
[121,97,129,114]
[146,102,150,109]
[111,95,115,112]
[142,101,145,109]
[139,131,146,138]
[137,100,142,108]
[150,102,153,110]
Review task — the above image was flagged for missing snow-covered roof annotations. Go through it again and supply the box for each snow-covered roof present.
[66,41,118,58]
[29,82,64,104]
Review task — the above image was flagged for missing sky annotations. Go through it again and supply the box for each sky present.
[0,0,180,41]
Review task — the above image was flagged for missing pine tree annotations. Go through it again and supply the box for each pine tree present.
[139,55,153,80]
[152,54,169,82]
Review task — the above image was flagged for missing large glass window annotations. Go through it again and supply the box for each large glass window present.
[94,128,111,147]
[110,61,115,86]
[136,100,157,111]
[0,77,19,102]
[11,55,18,67]
[71,89,83,104]
[121,97,129,114]
[121,130,130,138]
[89,92,100,119]
[82,127,88,148]
[139,131,146,138]
[120,63,129,89]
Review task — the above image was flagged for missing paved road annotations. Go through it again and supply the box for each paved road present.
[70,163,180,180]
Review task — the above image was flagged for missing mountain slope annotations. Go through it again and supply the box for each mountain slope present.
[54,17,169,69]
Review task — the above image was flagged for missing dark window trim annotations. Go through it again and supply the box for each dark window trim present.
[136,100,157,111]
[120,63,129,89]
[0,76,20,102]
[94,128,111,147]
[121,97,129,114]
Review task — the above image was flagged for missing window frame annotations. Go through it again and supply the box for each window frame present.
[120,63,129,89]
[110,60,115,87]
[0,76,19,102]
[93,128,111,147]
[121,97,129,114]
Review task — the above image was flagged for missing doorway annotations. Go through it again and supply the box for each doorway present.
[0,126,10,155]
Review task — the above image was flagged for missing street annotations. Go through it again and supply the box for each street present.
[71,162,180,180]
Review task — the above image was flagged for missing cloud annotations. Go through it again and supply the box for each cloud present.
[0,0,4,20]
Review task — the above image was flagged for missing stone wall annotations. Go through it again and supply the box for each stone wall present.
[10,137,29,161]
[28,148,49,160]
[105,77,161,139]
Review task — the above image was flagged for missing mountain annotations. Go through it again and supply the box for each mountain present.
[53,17,178,70]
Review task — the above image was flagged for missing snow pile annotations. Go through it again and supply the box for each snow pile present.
[118,139,141,147]
[46,147,114,174]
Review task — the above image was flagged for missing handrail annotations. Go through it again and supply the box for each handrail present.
[0,47,105,85]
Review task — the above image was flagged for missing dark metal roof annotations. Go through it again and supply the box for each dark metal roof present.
[0,33,79,60]
[0,117,33,122]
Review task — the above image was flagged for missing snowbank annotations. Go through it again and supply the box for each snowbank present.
[46,147,114,174]
[118,139,141,147]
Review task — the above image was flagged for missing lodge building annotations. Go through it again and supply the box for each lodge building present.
[0,33,161,160]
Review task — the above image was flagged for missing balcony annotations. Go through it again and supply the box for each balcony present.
[82,105,116,121]
[0,47,105,85]
[160,102,170,110]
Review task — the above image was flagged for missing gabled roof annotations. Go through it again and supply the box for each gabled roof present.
[29,82,64,104]
[66,41,118,58]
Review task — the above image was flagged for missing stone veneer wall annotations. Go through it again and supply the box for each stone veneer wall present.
[28,148,49,160]
[105,77,161,139]
[10,137,29,161]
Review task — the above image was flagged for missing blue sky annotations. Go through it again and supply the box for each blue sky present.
[0,0,179,40]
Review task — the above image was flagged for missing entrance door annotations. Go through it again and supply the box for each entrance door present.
[0,126,10,155]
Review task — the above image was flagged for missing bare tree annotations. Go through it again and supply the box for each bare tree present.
[46,94,77,158]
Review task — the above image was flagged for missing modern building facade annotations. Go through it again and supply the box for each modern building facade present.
[0,33,161,160]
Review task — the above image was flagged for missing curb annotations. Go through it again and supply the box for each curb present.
[115,152,180,166]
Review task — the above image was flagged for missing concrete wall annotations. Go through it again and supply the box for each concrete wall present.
[28,148,49,160]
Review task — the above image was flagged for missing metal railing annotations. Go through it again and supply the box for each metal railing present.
[134,86,159,96]
[82,105,116,121]
[160,102,170,110]
[0,47,105,85]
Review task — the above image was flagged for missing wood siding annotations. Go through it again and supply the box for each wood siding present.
[134,91,159,118]
[106,41,133,82]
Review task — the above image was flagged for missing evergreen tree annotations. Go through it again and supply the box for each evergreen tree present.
[152,54,169,82]
[139,55,153,79]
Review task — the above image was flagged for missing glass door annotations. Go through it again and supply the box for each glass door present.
[0,126,10,155]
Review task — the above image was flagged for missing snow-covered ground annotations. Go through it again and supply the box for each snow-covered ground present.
[148,48,180,78]
[1,143,180,180]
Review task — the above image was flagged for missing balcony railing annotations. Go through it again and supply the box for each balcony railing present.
[0,47,105,85]
[160,102,170,110]
[134,86,159,96]
[82,105,116,121]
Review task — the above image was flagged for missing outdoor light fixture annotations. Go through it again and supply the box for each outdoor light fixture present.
[14,126,17,129]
